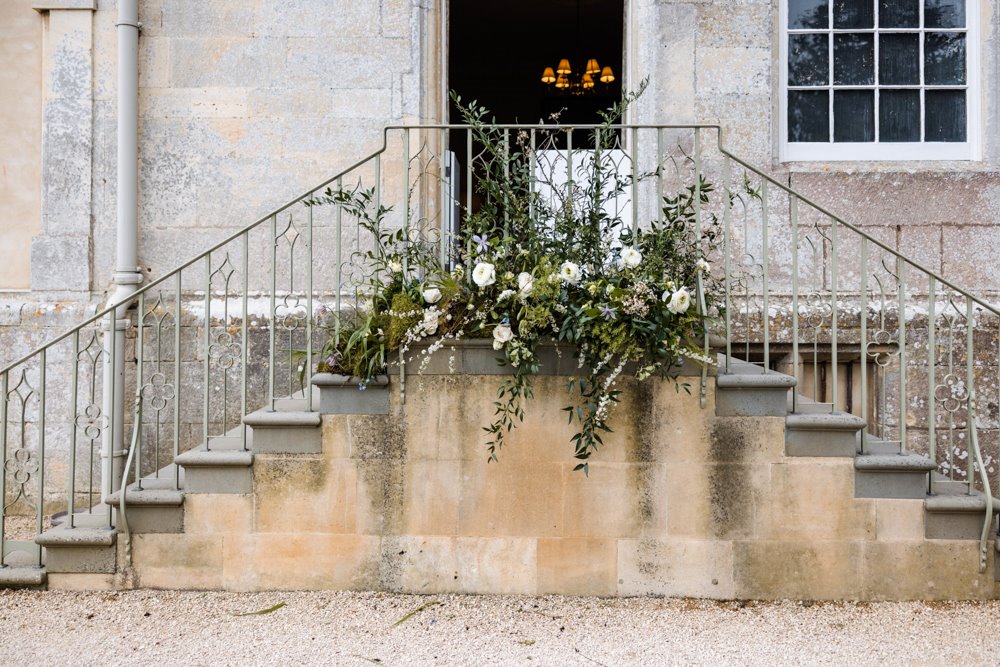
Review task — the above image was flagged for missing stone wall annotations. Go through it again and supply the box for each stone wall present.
[121,372,998,599]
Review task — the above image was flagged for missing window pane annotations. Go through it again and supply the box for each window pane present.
[925,90,967,141]
[880,0,919,28]
[789,90,830,142]
[834,34,874,84]
[790,0,829,28]
[879,90,920,142]
[879,33,919,85]
[925,33,966,85]
[834,0,874,28]
[789,34,830,86]
[925,0,965,28]
[834,90,875,141]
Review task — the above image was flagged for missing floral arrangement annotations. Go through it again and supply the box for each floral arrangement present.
[309,88,721,473]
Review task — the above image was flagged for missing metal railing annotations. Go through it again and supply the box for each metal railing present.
[1,123,997,574]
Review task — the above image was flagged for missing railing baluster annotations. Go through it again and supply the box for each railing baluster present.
[105,308,117,528]
[790,196,800,412]
[269,214,278,411]
[860,237,868,452]
[966,296,974,493]
[927,276,936,494]
[135,291,145,489]
[204,254,213,444]
[173,272,181,485]
[241,234,249,449]
[630,126,638,241]
[722,157,732,373]
[335,177,344,345]
[656,127,664,226]
[898,255,907,453]
[68,332,79,527]
[307,193,315,412]
[761,179,769,371]
[830,221,839,412]
[36,349,45,564]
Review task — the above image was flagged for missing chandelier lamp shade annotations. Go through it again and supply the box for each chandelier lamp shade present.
[541,58,614,94]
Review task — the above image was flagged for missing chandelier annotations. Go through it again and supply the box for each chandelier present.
[540,58,615,95]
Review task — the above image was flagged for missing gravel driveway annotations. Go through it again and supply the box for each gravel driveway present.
[2,590,999,666]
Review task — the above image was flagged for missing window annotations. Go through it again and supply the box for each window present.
[779,0,979,160]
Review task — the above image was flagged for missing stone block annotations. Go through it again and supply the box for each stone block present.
[561,463,645,538]
[617,538,734,598]
[665,462,770,540]
[169,37,286,88]
[862,540,997,600]
[874,498,926,540]
[355,459,405,535]
[457,460,564,538]
[132,534,224,589]
[313,374,390,414]
[537,538,617,596]
[254,457,357,534]
[183,494,254,535]
[401,460,461,536]
[381,535,537,595]
[695,47,770,96]
[222,533,380,591]
[31,234,90,292]
[733,540,864,600]
[46,573,116,591]
[768,460,876,541]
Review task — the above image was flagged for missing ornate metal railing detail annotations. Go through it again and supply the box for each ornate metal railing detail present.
[1,123,998,576]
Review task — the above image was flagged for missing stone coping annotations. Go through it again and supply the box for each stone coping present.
[175,450,254,468]
[243,409,323,429]
[786,412,867,432]
[855,453,936,472]
[106,488,184,507]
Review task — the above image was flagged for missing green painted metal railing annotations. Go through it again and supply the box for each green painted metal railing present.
[0,123,997,576]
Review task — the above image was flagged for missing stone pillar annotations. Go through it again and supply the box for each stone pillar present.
[30,0,97,292]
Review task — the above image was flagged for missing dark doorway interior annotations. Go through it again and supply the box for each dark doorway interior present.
[448,0,624,126]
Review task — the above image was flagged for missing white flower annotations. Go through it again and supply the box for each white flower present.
[387,259,402,273]
[422,308,439,335]
[472,262,496,288]
[696,258,710,272]
[667,287,691,315]
[422,286,442,304]
[559,261,582,284]
[492,323,514,350]
[621,247,642,269]
[517,272,534,296]
[497,289,516,301]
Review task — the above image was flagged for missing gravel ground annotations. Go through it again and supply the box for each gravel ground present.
[2,590,1000,666]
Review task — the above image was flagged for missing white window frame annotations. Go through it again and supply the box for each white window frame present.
[778,0,981,161]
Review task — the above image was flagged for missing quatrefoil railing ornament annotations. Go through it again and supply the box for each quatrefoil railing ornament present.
[142,372,176,412]
[934,373,970,415]
[4,447,38,510]
[208,331,242,370]
[75,404,105,441]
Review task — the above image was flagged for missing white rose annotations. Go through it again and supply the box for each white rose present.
[492,323,514,350]
[696,258,710,272]
[667,287,691,315]
[517,272,534,296]
[621,247,642,269]
[422,308,439,335]
[472,262,496,287]
[559,261,582,284]
[422,286,442,304]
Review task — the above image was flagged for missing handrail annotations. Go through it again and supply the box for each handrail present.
[967,394,994,574]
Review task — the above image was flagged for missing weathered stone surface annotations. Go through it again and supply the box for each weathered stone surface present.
[537,537,617,596]
[618,538,735,599]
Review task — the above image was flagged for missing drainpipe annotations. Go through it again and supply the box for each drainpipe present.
[102,0,142,508]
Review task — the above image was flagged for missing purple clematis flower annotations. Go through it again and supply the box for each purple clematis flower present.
[472,234,490,254]
[600,305,617,320]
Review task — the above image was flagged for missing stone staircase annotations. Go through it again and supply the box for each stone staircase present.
[4,353,993,599]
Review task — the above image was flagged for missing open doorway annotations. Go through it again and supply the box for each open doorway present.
[448,0,625,125]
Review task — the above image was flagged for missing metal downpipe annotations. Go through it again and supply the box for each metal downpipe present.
[102,0,143,510]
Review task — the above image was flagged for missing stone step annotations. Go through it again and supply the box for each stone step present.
[312,373,390,415]
[175,448,254,494]
[0,566,46,588]
[106,485,185,534]
[785,411,867,457]
[924,486,999,540]
[35,526,117,574]
[854,448,936,499]
[715,360,796,418]
[244,408,322,454]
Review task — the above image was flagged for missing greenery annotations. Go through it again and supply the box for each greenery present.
[308,86,722,473]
